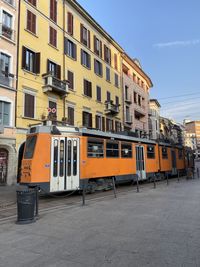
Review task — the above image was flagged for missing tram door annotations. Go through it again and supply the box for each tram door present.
[171,150,177,175]
[136,146,146,180]
[50,137,79,192]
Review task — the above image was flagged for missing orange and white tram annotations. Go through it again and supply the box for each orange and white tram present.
[19,124,187,193]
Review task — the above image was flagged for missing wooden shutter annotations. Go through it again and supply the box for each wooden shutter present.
[64,37,67,55]
[114,54,118,70]
[111,120,114,131]
[56,64,61,79]
[109,48,111,65]
[94,35,97,53]
[27,10,31,31]
[102,117,105,131]
[100,41,102,58]
[35,52,40,74]
[22,46,26,69]
[25,93,34,118]
[80,23,83,43]
[88,30,90,48]
[68,71,74,90]
[106,118,109,131]
[89,113,92,128]
[89,81,92,97]
[73,43,77,60]
[67,12,73,35]
[50,0,54,20]
[94,59,97,74]
[95,115,98,129]
[104,44,107,61]
[47,59,50,73]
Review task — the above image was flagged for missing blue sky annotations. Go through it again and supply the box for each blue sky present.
[77,0,200,123]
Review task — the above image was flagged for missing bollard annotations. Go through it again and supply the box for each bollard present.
[112,176,117,198]
[197,168,199,179]
[82,183,86,206]
[153,173,156,189]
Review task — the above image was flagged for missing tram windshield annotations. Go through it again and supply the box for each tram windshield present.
[24,135,37,159]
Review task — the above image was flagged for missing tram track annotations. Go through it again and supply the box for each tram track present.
[0,176,191,224]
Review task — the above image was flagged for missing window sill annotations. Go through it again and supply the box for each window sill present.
[96,100,102,104]
[106,79,111,84]
[3,0,16,9]
[22,69,39,76]
[82,94,92,99]
[81,64,91,70]
[0,34,16,45]
[24,28,38,38]
[95,72,103,78]
[0,83,16,91]
[65,54,77,61]
[22,117,40,122]
[48,43,59,51]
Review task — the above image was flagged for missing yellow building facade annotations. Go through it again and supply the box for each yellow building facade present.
[16,0,124,150]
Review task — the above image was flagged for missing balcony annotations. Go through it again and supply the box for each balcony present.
[0,72,14,89]
[105,101,119,115]
[42,73,69,96]
[125,114,132,124]
[0,24,15,42]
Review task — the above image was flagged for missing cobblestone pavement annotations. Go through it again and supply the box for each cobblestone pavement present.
[0,178,200,267]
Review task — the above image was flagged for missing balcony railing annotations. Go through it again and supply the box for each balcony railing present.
[105,101,119,115]
[0,24,15,42]
[0,72,14,88]
[42,73,69,96]
[125,114,132,124]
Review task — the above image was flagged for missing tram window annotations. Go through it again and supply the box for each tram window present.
[178,149,183,159]
[53,140,58,177]
[147,145,155,159]
[87,138,104,158]
[59,140,64,177]
[73,141,77,176]
[106,141,119,158]
[24,135,37,159]
[67,140,71,176]
[121,143,132,158]
[162,147,168,159]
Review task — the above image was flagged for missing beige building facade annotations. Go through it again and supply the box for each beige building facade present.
[0,0,18,185]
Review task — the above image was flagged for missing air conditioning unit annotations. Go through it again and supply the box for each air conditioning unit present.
[0,125,4,134]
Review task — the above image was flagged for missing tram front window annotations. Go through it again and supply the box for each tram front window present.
[24,135,37,159]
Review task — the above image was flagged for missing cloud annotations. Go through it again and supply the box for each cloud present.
[154,39,200,48]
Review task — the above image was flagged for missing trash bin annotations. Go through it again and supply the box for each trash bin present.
[16,190,35,224]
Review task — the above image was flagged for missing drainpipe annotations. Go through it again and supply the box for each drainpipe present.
[120,53,125,131]
[63,0,66,120]
[15,0,21,128]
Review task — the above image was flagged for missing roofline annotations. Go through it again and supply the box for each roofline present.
[150,99,161,107]
[67,0,124,52]
[122,53,153,88]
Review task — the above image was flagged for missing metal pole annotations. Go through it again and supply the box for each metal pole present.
[136,174,139,193]
[166,173,169,185]
[82,183,86,206]
[153,173,156,189]
[177,170,180,182]
[197,168,199,179]
[112,176,117,198]
[35,186,39,219]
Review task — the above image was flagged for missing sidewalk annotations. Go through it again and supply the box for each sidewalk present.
[0,184,17,207]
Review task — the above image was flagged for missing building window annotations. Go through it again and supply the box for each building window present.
[24,93,35,118]
[64,38,76,60]
[115,121,121,132]
[50,0,57,22]
[2,10,13,40]
[106,141,119,158]
[134,92,137,103]
[83,79,92,97]
[4,0,16,6]
[0,101,10,126]
[47,59,61,79]
[162,147,168,159]
[0,52,11,87]
[121,143,132,158]
[48,100,57,120]
[87,138,104,158]
[104,45,111,65]
[68,106,74,125]
[27,10,36,34]
[95,115,102,130]
[22,46,40,74]
[80,24,90,48]
[82,111,92,128]
[138,95,141,106]
[106,118,113,131]
[27,0,36,6]
[147,145,155,159]
[94,59,103,76]
[67,12,73,35]
[49,26,57,47]
[114,73,119,87]
[107,91,111,102]
[106,67,110,82]
[94,35,102,57]
[81,49,91,68]
[96,86,101,102]
[67,70,74,90]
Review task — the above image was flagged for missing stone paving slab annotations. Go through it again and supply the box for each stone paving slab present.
[0,178,200,266]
